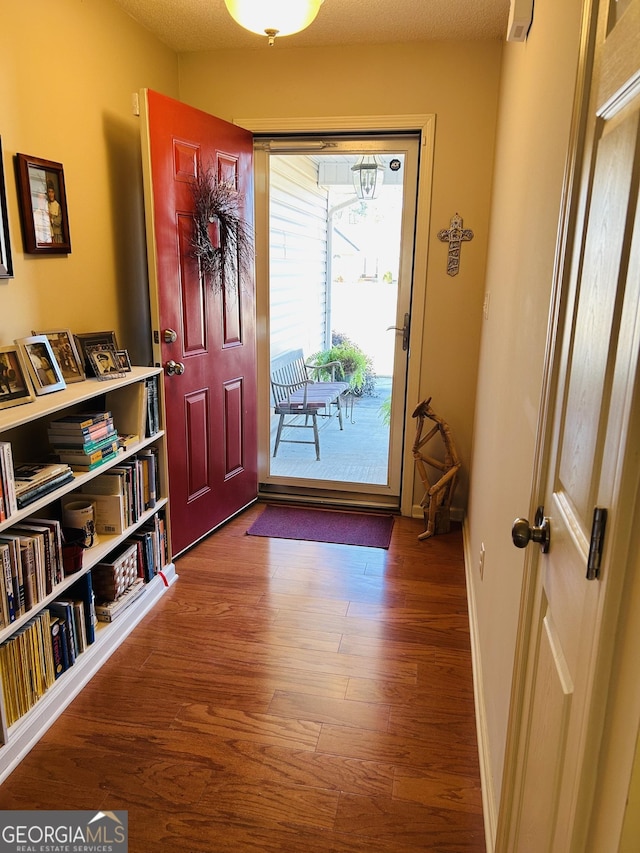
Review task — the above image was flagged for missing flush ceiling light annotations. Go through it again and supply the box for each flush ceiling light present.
[224,0,325,46]
[351,155,385,200]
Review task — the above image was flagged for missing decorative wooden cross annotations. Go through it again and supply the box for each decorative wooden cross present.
[437,213,474,276]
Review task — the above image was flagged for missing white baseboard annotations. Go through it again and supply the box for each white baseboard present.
[462,517,497,852]
[410,504,465,522]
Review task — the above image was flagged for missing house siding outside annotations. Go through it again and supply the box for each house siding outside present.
[268,154,329,361]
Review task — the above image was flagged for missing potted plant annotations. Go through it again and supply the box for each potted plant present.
[310,333,375,395]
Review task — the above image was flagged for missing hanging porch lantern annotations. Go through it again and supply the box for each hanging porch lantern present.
[351,155,385,200]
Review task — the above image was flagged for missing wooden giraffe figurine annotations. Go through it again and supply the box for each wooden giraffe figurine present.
[412,398,461,540]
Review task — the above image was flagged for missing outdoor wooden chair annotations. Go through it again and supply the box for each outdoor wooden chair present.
[270,349,349,460]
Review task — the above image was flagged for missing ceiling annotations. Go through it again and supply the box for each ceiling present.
[111,0,512,53]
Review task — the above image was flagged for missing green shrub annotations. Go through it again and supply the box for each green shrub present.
[311,333,376,395]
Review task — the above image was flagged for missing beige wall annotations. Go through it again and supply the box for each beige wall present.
[178,42,502,509]
[465,0,585,832]
[0,0,178,364]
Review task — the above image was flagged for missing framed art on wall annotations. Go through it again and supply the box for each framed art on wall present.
[0,138,13,278]
[15,153,71,254]
[0,345,35,409]
[16,335,66,396]
[32,329,85,383]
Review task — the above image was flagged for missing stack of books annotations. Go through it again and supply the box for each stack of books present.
[94,577,145,623]
[47,411,122,472]
[13,462,74,509]
[0,572,96,725]
[0,516,65,624]
[0,609,56,725]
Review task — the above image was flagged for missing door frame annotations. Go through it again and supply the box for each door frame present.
[495,0,640,847]
[236,114,436,517]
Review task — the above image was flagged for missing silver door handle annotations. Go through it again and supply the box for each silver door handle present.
[386,312,410,351]
[165,360,185,376]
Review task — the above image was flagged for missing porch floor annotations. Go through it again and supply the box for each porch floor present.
[269,377,392,485]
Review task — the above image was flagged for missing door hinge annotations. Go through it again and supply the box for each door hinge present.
[586,507,607,580]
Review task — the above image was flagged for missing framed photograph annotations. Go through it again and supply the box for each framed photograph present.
[15,153,71,254]
[75,331,119,376]
[32,329,85,383]
[0,138,13,278]
[115,349,132,372]
[16,335,66,396]
[0,346,35,409]
[87,345,124,381]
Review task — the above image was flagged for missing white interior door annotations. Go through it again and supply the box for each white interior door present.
[498,1,640,850]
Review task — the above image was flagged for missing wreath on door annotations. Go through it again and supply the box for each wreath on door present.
[190,168,253,292]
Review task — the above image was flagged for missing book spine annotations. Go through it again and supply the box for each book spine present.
[39,530,53,597]
[1,543,16,623]
[0,538,25,618]
[56,440,120,464]
[0,544,8,628]
[55,437,119,458]
[0,441,18,517]
[19,541,36,612]
[13,526,54,597]
[48,602,77,665]
[48,411,112,430]
[40,610,56,689]
[56,619,70,672]
[138,448,158,509]
[48,428,118,451]
[49,618,65,678]
[64,451,120,472]
[0,459,5,522]
[145,376,159,437]
[72,600,87,654]
[16,472,75,509]
[28,518,63,587]
[67,571,96,646]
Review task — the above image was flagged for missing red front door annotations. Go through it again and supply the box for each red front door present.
[141,89,257,556]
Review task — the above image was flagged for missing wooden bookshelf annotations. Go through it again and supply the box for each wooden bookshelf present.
[0,366,176,782]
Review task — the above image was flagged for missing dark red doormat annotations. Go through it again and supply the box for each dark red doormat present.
[246,505,394,549]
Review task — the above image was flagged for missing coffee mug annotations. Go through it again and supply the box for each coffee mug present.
[62,500,98,548]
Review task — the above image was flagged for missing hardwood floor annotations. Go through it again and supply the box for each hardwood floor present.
[0,504,486,853]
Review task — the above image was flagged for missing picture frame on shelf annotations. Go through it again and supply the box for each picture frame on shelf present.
[16,335,66,396]
[0,345,35,409]
[115,349,132,372]
[32,329,85,383]
[15,153,71,254]
[87,345,125,381]
[74,331,119,376]
[0,137,13,279]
